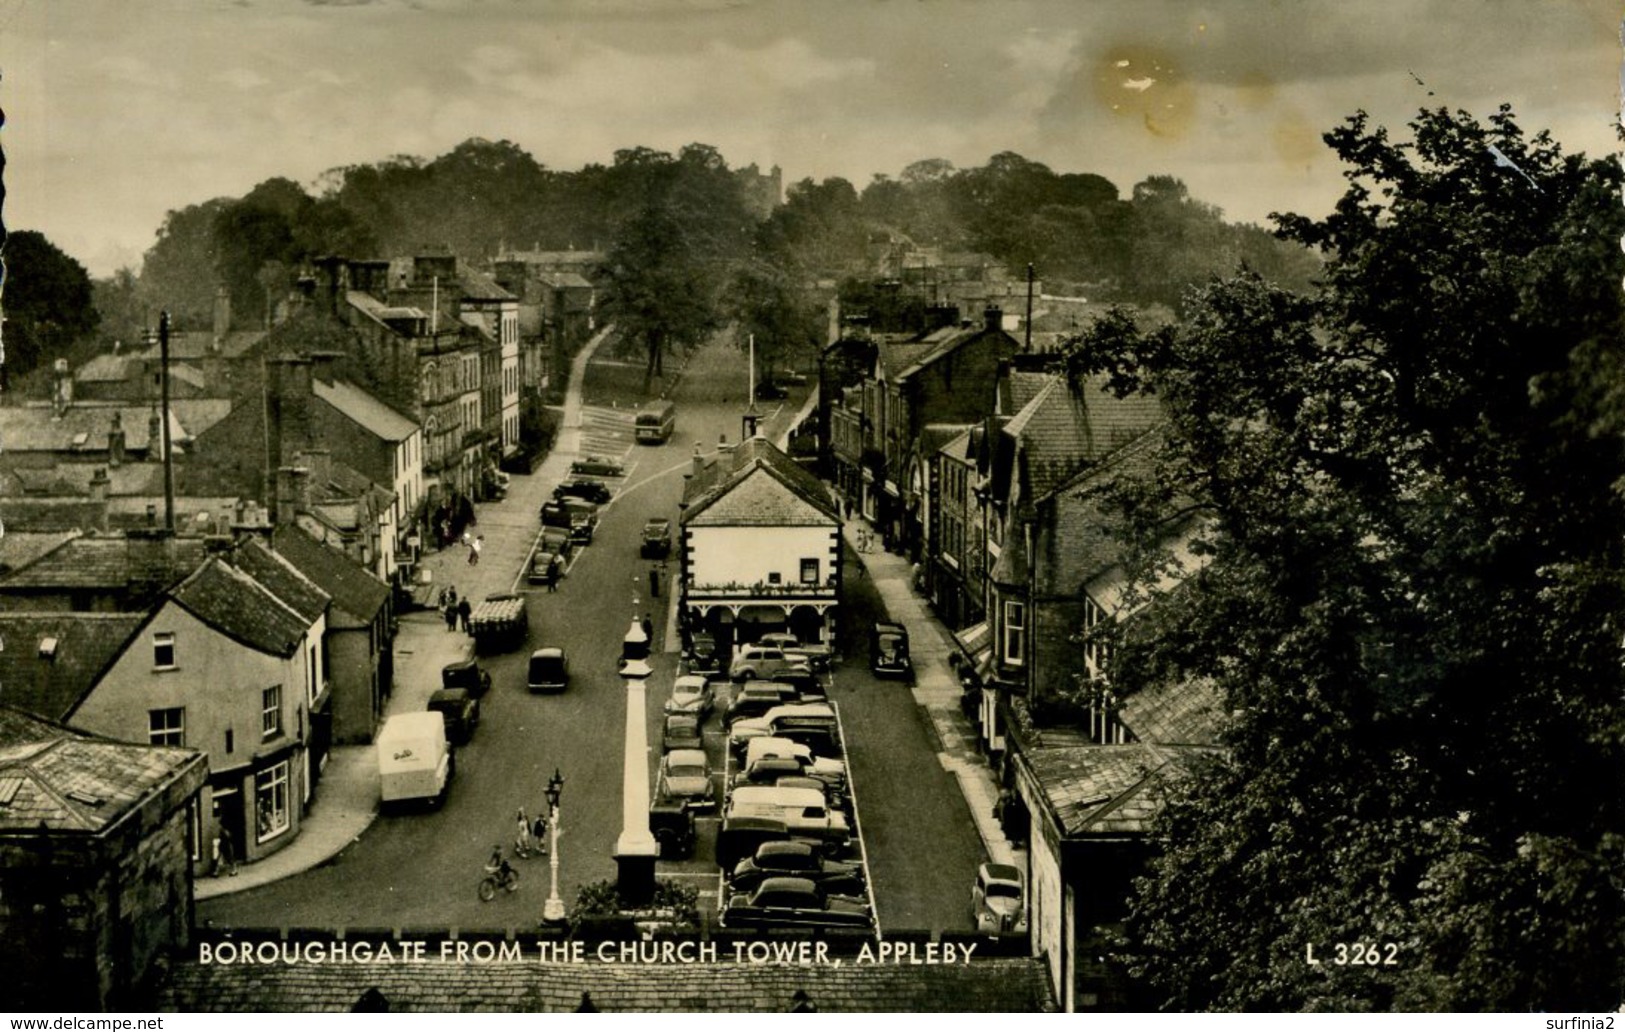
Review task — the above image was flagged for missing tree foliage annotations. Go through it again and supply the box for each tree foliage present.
[1068,106,1625,1010]
[1,230,99,384]
[725,261,825,382]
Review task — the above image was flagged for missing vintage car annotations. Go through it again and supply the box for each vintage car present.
[729,703,841,758]
[540,501,572,529]
[527,647,569,694]
[756,632,833,673]
[425,687,480,745]
[719,876,870,930]
[663,674,715,721]
[661,713,703,753]
[528,550,564,587]
[650,799,696,859]
[641,517,673,559]
[553,479,612,504]
[733,736,846,801]
[657,748,714,812]
[870,621,913,679]
[972,862,1029,938]
[683,632,723,678]
[563,499,599,545]
[538,526,573,561]
[570,455,626,478]
[723,683,804,727]
[728,840,864,897]
[730,644,813,683]
[441,659,492,698]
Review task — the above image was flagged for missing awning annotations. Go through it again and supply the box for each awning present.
[953,620,995,683]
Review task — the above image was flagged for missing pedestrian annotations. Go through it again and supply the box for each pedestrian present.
[515,807,533,857]
[649,564,660,598]
[468,534,483,566]
[532,811,549,855]
[443,599,458,631]
[458,597,472,633]
[547,557,559,592]
[642,612,654,643]
[216,829,237,877]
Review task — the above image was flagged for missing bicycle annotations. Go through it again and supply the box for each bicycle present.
[478,857,520,901]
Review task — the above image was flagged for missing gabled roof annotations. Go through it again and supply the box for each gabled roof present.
[269,525,390,626]
[75,353,135,383]
[314,378,417,442]
[938,427,975,464]
[0,530,81,574]
[459,269,515,302]
[896,323,1015,382]
[0,498,109,533]
[1025,742,1210,837]
[0,403,185,453]
[919,424,971,461]
[131,329,265,362]
[0,706,202,835]
[158,957,1056,1012]
[168,555,316,658]
[873,341,935,381]
[682,437,840,527]
[1003,369,1055,417]
[1003,374,1164,504]
[0,613,149,721]
[225,538,329,626]
[538,270,593,290]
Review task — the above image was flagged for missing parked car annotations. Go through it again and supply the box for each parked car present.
[729,703,842,759]
[650,799,696,859]
[684,632,723,678]
[736,736,846,798]
[870,621,913,679]
[662,713,703,752]
[554,479,612,504]
[730,644,812,682]
[664,674,715,720]
[729,840,864,896]
[538,526,573,561]
[641,517,672,558]
[527,647,569,693]
[972,862,1029,938]
[563,499,598,545]
[571,455,625,477]
[719,876,870,930]
[753,380,788,401]
[540,501,571,529]
[657,748,714,811]
[758,632,833,673]
[723,683,804,727]
[441,659,492,698]
[528,550,564,587]
[426,687,480,745]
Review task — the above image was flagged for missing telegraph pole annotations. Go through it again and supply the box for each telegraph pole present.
[159,310,176,532]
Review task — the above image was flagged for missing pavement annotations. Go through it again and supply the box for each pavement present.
[197,331,1016,899]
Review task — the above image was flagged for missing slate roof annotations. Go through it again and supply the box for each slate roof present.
[269,524,390,625]
[1002,374,1163,505]
[0,403,183,453]
[0,613,149,721]
[1025,743,1209,837]
[169,555,315,658]
[0,706,202,835]
[157,957,1055,1012]
[919,423,971,462]
[226,539,330,626]
[0,533,209,592]
[538,270,593,290]
[4,462,165,499]
[75,353,135,383]
[460,269,516,302]
[131,329,265,362]
[1002,370,1053,417]
[1118,676,1223,747]
[0,530,80,574]
[0,498,109,533]
[314,378,417,442]
[682,437,840,527]
[874,341,936,381]
[896,324,1014,382]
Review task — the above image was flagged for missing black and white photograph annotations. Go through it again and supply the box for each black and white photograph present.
[1,0,1621,1016]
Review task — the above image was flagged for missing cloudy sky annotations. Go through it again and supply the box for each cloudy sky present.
[2,0,1619,278]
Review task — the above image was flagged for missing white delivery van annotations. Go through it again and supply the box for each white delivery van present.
[376,711,453,807]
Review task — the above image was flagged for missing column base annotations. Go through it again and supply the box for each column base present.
[614,849,658,907]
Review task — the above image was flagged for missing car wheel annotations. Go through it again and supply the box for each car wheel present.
[737,669,756,681]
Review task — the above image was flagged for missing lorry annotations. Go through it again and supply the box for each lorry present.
[376,711,454,808]
[468,593,528,653]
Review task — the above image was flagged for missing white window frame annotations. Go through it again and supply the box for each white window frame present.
[152,631,176,670]
[800,558,819,584]
[1002,600,1026,666]
[262,684,283,740]
[148,706,185,747]
[255,761,290,842]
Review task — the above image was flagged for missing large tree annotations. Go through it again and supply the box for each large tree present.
[1068,106,1625,1010]
[594,204,724,389]
[1,230,99,385]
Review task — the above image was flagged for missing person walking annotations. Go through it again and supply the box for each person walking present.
[642,612,654,643]
[515,807,533,858]
[458,597,472,633]
[443,598,458,631]
[468,534,483,566]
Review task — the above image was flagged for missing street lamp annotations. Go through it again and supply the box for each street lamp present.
[542,767,566,925]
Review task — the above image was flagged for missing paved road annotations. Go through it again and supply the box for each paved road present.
[199,330,982,934]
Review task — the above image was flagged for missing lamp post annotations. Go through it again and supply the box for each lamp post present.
[542,767,566,925]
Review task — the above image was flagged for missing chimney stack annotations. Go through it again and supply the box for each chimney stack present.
[147,408,163,463]
[88,467,110,504]
[276,466,310,526]
[984,306,1004,335]
[108,411,127,467]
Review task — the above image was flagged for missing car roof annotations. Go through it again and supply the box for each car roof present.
[762,703,836,722]
[745,736,811,762]
[666,713,700,727]
[664,748,707,766]
[428,688,470,704]
[981,862,1023,884]
[756,840,816,859]
[755,876,819,895]
[673,675,709,691]
[530,647,565,659]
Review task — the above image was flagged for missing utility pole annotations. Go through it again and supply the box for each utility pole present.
[1024,263,1035,353]
[159,310,176,532]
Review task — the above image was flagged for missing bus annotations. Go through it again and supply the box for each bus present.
[635,399,676,444]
